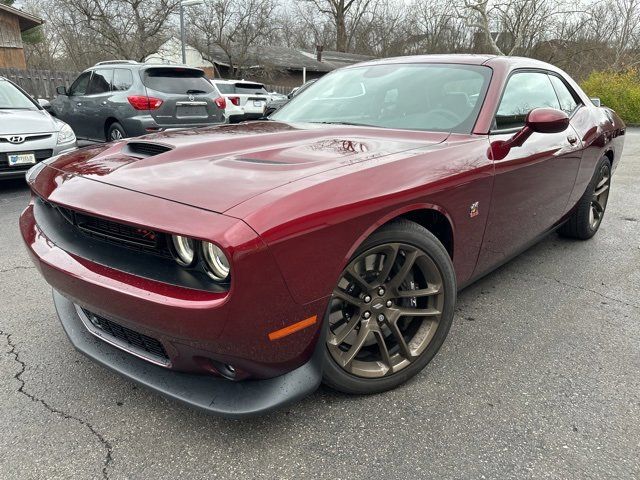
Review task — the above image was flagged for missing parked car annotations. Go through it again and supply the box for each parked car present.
[264,79,317,116]
[50,61,226,142]
[0,76,76,180]
[21,55,625,417]
[211,79,271,122]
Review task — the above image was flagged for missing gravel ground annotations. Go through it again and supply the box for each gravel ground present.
[0,131,638,480]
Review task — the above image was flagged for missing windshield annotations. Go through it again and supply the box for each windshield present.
[0,80,37,110]
[272,64,492,133]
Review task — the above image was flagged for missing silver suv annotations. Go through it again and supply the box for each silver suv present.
[50,61,226,142]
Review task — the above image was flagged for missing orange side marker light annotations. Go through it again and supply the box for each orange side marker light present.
[268,315,318,341]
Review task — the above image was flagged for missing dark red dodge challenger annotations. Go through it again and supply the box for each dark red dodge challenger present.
[20,55,625,417]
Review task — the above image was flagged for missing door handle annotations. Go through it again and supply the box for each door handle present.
[567,135,578,145]
[76,102,82,106]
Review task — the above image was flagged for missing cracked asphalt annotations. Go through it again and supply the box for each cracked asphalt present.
[1,131,638,480]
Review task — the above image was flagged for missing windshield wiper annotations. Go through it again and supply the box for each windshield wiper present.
[186,89,206,94]
[312,121,373,127]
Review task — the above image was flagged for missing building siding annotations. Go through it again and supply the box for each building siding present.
[0,10,22,48]
[0,10,26,68]
[0,48,26,69]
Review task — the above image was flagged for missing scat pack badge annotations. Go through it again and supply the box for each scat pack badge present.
[469,201,479,218]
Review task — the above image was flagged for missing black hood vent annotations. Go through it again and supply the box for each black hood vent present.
[124,142,173,158]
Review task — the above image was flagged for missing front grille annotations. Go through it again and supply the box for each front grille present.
[0,134,52,143]
[81,308,170,364]
[51,202,170,257]
[0,149,53,173]
[124,142,172,157]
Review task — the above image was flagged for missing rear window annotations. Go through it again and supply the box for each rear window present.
[142,68,214,94]
[215,82,234,94]
[234,83,269,95]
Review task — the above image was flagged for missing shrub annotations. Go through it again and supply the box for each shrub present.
[581,69,640,124]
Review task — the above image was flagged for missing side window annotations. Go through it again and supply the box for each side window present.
[495,72,560,130]
[549,75,579,115]
[112,69,134,91]
[87,69,113,95]
[69,72,92,96]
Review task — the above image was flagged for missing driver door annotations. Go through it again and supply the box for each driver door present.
[474,71,583,275]
[65,71,92,139]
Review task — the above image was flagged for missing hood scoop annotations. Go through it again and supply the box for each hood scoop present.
[123,142,173,158]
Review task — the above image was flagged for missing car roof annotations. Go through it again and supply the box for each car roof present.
[86,63,204,73]
[349,54,563,72]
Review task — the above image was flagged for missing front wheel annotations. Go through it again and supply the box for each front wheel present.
[322,219,456,394]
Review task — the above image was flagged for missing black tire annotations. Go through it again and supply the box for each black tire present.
[322,219,456,395]
[559,156,611,240]
[106,122,127,142]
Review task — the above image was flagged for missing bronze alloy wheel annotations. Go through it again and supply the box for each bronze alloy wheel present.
[326,242,445,379]
[590,162,610,230]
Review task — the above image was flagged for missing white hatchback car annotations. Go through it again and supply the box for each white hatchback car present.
[212,80,272,123]
[0,77,76,180]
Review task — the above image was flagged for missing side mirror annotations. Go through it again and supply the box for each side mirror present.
[37,98,51,109]
[525,107,570,134]
[590,97,601,107]
[56,85,68,96]
[490,108,570,160]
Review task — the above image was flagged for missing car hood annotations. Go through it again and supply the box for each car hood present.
[49,121,449,213]
[0,109,57,135]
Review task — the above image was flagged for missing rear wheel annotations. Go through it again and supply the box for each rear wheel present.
[106,122,127,142]
[559,156,611,239]
[322,220,456,394]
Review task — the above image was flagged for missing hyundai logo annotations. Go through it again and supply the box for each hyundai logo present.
[8,135,25,144]
[372,302,384,310]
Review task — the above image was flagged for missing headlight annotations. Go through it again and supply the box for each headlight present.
[57,122,76,145]
[171,235,195,266]
[202,242,230,281]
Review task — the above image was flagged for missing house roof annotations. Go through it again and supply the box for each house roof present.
[214,45,374,72]
[0,4,43,32]
[147,38,375,73]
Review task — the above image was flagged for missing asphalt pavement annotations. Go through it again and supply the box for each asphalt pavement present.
[0,131,638,479]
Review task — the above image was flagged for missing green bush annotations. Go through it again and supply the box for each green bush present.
[581,69,640,124]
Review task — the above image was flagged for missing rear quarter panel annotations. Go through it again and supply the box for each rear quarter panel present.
[567,105,626,208]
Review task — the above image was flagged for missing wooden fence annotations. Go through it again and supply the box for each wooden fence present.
[1,67,291,99]
[0,68,79,99]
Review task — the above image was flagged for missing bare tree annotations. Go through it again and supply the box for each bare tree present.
[52,0,179,62]
[304,0,378,52]
[187,0,280,77]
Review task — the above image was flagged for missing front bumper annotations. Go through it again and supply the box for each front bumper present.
[20,165,329,414]
[54,290,324,418]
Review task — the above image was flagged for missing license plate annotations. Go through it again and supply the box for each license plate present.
[253,101,264,107]
[8,153,36,166]
[176,105,208,118]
